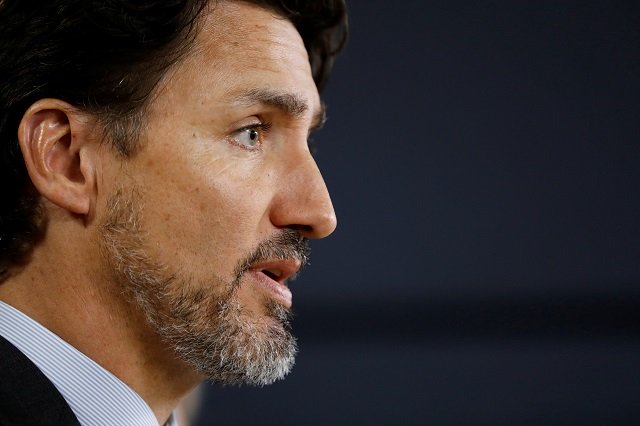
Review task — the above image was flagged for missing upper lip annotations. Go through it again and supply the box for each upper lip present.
[248,259,302,285]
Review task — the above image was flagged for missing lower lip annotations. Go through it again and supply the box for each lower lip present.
[247,270,292,307]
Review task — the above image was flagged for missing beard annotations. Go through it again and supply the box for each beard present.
[99,187,309,386]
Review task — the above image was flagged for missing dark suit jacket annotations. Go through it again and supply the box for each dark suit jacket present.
[0,335,80,425]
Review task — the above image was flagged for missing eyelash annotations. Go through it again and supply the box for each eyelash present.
[229,121,273,151]
[228,121,320,155]
[307,135,318,156]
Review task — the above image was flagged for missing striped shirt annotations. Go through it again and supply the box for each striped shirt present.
[0,301,178,426]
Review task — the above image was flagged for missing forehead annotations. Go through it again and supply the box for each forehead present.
[168,1,321,112]
[201,2,303,61]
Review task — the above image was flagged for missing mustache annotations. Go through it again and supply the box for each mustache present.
[235,229,310,279]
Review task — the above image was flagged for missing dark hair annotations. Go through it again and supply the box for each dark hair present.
[0,0,348,277]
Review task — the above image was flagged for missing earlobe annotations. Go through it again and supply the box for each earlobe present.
[18,99,96,216]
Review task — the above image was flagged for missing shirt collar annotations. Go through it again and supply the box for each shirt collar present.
[0,301,178,426]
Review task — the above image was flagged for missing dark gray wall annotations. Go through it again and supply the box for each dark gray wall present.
[195,1,640,424]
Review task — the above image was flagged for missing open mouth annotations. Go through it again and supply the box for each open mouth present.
[251,259,301,285]
[261,268,282,282]
[246,259,302,307]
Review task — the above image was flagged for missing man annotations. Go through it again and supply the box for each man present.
[0,0,347,424]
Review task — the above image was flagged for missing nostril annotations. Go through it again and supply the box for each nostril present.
[290,224,313,233]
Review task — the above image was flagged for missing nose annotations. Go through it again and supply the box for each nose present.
[269,152,337,239]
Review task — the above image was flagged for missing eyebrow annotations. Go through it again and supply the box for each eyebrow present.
[232,88,327,130]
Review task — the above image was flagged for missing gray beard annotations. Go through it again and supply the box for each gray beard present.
[99,187,305,386]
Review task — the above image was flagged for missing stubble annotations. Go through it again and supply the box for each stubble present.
[99,187,308,386]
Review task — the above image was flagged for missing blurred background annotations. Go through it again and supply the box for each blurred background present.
[194,0,640,424]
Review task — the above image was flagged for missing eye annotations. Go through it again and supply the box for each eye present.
[228,122,271,150]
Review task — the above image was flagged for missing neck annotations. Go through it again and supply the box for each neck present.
[0,223,200,424]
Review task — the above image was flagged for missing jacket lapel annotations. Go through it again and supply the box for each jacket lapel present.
[0,335,81,426]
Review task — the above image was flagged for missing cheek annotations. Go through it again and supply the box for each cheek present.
[135,143,274,276]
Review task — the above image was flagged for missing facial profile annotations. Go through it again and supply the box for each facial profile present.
[96,1,337,385]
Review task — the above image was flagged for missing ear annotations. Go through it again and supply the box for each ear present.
[18,99,97,216]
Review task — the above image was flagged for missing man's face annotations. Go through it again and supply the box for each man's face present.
[98,1,336,385]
